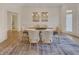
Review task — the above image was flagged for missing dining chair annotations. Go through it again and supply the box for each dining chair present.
[28,30,40,51]
[41,30,53,44]
[20,30,32,50]
[22,31,30,44]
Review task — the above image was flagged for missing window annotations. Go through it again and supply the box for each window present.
[66,10,72,32]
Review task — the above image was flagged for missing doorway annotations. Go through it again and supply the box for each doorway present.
[7,11,18,40]
[7,11,18,31]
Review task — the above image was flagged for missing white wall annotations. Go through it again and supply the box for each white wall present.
[0,4,22,43]
[21,6,61,30]
[0,7,6,42]
[76,4,79,35]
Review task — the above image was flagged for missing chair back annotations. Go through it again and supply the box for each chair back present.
[28,30,40,43]
[41,30,53,43]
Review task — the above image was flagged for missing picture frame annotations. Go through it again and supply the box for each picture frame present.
[41,12,48,22]
[32,12,40,22]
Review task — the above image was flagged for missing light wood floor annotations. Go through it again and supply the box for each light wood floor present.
[0,31,19,52]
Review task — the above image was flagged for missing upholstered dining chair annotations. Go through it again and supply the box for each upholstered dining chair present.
[20,30,31,50]
[28,30,40,51]
[22,30,30,44]
[41,30,53,44]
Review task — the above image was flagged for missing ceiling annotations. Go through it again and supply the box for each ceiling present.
[0,3,78,7]
[22,3,63,7]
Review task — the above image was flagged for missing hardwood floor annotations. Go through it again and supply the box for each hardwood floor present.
[0,31,79,55]
[0,31,19,52]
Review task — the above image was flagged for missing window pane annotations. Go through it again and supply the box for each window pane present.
[66,13,72,32]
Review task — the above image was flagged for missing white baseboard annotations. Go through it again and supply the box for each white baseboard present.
[64,32,79,38]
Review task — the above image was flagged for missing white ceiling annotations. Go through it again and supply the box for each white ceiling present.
[22,3,63,7]
[0,3,78,7]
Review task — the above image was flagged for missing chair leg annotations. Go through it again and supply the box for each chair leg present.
[29,43,31,50]
[36,43,39,53]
